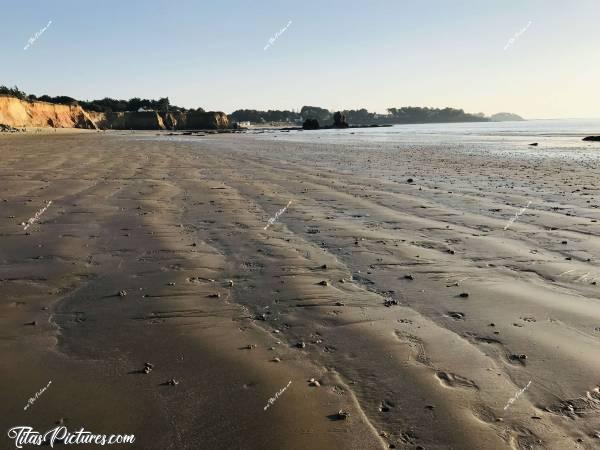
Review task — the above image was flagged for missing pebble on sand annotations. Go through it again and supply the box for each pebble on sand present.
[308,378,320,387]
[318,280,329,286]
[337,410,350,420]
[459,292,469,298]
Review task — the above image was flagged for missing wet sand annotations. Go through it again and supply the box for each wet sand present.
[1,131,600,449]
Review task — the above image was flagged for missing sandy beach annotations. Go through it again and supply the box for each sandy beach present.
[2,130,600,449]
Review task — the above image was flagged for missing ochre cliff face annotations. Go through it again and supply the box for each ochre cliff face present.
[0,96,230,130]
[0,96,97,129]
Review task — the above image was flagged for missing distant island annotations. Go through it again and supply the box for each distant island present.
[0,85,525,131]
[490,112,525,122]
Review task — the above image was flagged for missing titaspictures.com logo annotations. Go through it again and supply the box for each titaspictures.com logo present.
[7,426,135,448]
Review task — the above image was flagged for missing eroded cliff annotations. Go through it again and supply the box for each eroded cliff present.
[0,96,97,129]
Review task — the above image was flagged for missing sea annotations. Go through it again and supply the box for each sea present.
[247,118,600,162]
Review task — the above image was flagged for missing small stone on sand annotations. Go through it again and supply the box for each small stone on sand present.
[384,299,398,307]
[337,409,350,420]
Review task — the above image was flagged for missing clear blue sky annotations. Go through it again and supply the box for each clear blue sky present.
[2,0,599,118]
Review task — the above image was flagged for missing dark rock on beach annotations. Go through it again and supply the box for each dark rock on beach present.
[332,111,349,128]
[303,119,320,130]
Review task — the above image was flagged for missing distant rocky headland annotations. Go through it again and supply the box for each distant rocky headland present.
[231,106,526,128]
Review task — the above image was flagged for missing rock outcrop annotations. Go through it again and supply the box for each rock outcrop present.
[583,136,600,142]
[183,111,229,130]
[88,110,229,130]
[0,96,97,129]
[332,111,349,128]
[303,119,320,130]
[0,124,23,133]
[91,111,166,130]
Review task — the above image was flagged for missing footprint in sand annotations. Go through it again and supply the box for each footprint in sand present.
[447,311,465,320]
[435,371,479,390]
[521,316,536,323]
[548,386,600,419]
